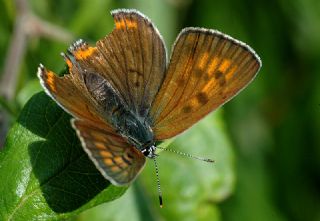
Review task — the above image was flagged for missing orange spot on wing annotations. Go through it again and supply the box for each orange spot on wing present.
[115,19,126,29]
[95,142,106,150]
[74,47,97,60]
[46,71,57,92]
[65,58,73,69]
[219,59,231,73]
[99,150,113,158]
[198,52,209,70]
[207,57,219,74]
[103,158,113,166]
[225,65,238,81]
[114,156,124,165]
[202,80,215,94]
[126,19,137,28]
[115,18,137,29]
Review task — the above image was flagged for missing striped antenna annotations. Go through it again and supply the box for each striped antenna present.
[157,146,214,163]
[153,157,163,208]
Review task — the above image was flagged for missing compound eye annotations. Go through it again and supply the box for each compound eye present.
[142,149,149,157]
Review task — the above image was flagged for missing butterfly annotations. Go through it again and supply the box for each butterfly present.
[38,8,261,202]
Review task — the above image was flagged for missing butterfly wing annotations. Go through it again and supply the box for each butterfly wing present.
[38,9,167,126]
[150,28,261,140]
[101,9,167,117]
[72,119,146,185]
[66,9,167,118]
[99,9,167,117]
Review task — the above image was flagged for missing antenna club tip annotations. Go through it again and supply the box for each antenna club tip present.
[159,196,163,208]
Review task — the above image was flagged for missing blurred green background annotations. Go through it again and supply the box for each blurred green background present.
[0,0,319,220]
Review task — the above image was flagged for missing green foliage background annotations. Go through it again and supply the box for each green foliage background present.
[0,0,319,220]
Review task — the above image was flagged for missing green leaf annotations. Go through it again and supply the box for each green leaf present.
[77,111,235,221]
[0,92,127,221]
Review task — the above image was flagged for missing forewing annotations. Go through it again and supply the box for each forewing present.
[150,28,261,140]
[70,9,167,118]
[72,119,146,186]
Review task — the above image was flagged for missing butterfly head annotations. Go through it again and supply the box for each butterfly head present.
[141,144,157,158]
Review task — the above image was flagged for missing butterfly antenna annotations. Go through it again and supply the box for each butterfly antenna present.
[157,146,215,163]
[153,157,163,208]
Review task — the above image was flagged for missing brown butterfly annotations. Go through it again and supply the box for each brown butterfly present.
[38,9,261,205]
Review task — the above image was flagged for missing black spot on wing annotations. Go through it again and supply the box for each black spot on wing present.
[214,70,226,86]
[182,105,192,113]
[196,92,209,104]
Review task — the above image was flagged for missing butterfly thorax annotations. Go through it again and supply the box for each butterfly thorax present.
[84,72,155,155]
